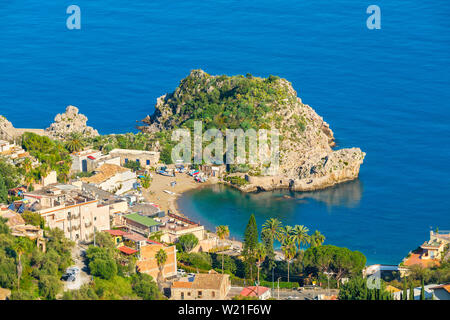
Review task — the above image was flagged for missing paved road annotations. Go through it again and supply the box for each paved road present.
[64,244,91,291]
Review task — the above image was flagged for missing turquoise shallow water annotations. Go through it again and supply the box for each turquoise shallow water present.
[1,2,449,264]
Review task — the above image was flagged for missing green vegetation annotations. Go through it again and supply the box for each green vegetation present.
[338,277,393,300]
[124,160,141,171]
[21,211,45,228]
[223,175,248,187]
[177,233,199,253]
[21,132,72,183]
[0,157,22,202]
[0,218,74,300]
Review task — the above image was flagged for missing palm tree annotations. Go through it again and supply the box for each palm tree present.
[281,237,296,282]
[14,237,29,289]
[140,174,152,189]
[156,248,167,290]
[24,172,35,189]
[262,218,282,242]
[65,133,85,153]
[21,158,32,174]
[291,225,310,250]
[38,163,51,179]
[255,242,266,285]
[278,225,294,244]
[310,230,325,247]
[216,225,230,274]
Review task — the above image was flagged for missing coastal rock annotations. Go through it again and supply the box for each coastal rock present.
[138,69,365,192]
[0,115,17,141]
[46,106,99,139]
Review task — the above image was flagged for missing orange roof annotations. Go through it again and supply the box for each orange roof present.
[81,164,129,184]
[430,284,450,293]
[118,246,138,255]
[104,229,129,236]
[404,252,440,268]
[172,281,193,289]
[240,286,270,297]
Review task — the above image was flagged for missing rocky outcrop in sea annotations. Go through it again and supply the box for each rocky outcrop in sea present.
[138,70,365,192]
[46,106,99,139]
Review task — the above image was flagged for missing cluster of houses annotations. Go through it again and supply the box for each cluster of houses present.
[1,145,244,300]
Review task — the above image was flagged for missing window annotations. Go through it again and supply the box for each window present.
[198,291,202,298]
[212,291,215,298]
[125,158,128,164]
[136,159,140,163]
[187,292,191,296]
[181,292,184,300]
[146,159,150,165]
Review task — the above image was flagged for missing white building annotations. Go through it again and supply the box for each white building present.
[81,164,137,195]
[71,149,120,173]
[109,149,160,168]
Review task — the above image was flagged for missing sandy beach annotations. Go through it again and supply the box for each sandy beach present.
[142,172,215,217]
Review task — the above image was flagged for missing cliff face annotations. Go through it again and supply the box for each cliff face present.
[46,106,99,139]
[139,70,365,192]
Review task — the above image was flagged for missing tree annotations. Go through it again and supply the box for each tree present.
[243,214,258,280]
[281,237,296,282]
[420,279,425,300]
[38,275,61,300]
[65,133,85,153]
[402,277,408,300]
[409,282,415,300]
[178,233,199,253]
[21,211,45,228]
[216,225,230,274]
[13,237,30,289]
[278,225,294,244]
[310,230,325,247]
[89,258,118,280]
[140,174,152,189]
[131,273,161,300]
[255,242,266,285]
[291,225,310,250]
[0,175,7,204]
[262,218,282,244]
[155,248,167,290]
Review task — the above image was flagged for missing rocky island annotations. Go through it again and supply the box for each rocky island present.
[138,70,365,192]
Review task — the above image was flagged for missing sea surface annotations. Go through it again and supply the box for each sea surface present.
[1,1,449,264]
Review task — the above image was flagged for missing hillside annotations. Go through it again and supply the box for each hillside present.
[138,70,365,192]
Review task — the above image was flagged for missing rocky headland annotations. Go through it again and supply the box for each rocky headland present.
[45,105,99,139]
[138,69,365,192]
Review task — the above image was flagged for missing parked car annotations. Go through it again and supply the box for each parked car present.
[66,266,80,275]
[177,269,186,276]
[67,274,76,282]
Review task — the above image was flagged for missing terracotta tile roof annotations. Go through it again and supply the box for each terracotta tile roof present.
[104,229,129,236]
[172,281,193,289]
[430,284,450,293]
[240,286,270,297]
[404,252,440,268]
[123,232,148,242]
[81,164,129,184]
[118,246,138,255]
[191,273,229,290]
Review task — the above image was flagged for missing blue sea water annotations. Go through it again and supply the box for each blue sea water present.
[1,1,449,264]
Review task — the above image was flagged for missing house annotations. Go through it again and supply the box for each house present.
[20,184,110,242]
[403,230,449,268]
[429,284,450,300]
[136,241,177,280]
[171,270,230,300]
[109,149,160,168]
[103,229,177,280]
[392,284,436,300]
[239,286,271,300]
[0,140,14,153]
[130,203,165,218]
[70,149,121,173]
[200,164,226,179]
[123,213,161,236]
[81,164,137,195]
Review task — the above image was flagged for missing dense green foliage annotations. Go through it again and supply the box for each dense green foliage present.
[243,214,258,280]
[177,233,199,253]
[338,277,393,300]
[0,157,22,202]
[21,211,45,228]
[21,132,72,182]
[0,218,74,300]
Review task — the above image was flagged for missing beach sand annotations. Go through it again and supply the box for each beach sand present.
[142,172,214,217]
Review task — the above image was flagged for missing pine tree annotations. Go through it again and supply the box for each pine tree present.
[402,277,408,300]
[409,283,415,300]
[420,279,425,300]
[243,214,258,280]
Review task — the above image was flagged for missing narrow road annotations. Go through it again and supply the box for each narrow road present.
[64,244,91,291]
